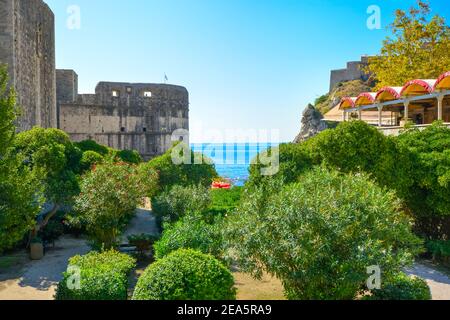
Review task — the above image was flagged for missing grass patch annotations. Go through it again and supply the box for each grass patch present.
[234,272,286,300]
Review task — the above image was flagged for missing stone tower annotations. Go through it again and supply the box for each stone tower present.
[0,0,56,131]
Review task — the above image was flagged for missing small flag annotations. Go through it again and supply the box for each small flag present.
[164,73,168,83]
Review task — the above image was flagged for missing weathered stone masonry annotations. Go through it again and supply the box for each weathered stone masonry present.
[57,70,189,160]
[0,0,56,130]
[1,0,189,159]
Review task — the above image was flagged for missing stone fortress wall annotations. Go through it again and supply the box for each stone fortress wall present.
[0,0,189,159]
[0,0,56,131]
[329,56,371,92]
[57,70,189,160]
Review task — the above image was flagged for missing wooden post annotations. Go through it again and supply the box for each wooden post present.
[437,94,444,121]
[342,110,346,122]
[358,109,362,120]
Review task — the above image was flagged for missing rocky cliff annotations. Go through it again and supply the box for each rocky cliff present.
[293,104,328,143]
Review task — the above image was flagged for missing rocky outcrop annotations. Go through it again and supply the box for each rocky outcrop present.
[293,104,328,143]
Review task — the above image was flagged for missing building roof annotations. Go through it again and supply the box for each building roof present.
[338,71,450,109]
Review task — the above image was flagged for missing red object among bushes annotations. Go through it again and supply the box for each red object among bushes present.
[212,181,231,189]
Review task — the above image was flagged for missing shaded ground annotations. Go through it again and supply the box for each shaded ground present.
[405,262,450,300]
[0,208,158,301]
[0,236,89,300]
[121,208,159,244]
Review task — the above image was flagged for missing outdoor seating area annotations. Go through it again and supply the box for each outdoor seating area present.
[339,71,450,132]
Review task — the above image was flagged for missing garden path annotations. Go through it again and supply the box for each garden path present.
[405,262,450,300]
[0,208,157,300]
[0,236,90,300]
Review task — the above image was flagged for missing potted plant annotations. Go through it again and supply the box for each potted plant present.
[30,237,44,260]
[127,234,158,257]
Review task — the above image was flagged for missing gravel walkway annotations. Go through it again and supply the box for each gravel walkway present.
[405,263,450,300]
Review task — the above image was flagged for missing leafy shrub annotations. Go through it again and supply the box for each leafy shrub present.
[55,250,136,300]
[128,233,158,256]
[73,162,153,248]
[227,167,423,300]
[80,150,104,171]
[396,122,450,239]
[75,139,109,156]
[209,187,243,216]
[38,218,64,244]
[132,249,236,300]
[426,240,450,262]
[152,185,211,230]
[116,149,142,164]
[247,143,312,188]
[145,143,218,192]
[367,273,431,300]
[154,214,225,261]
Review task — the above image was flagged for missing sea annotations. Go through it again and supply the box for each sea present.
[191,143,278,186]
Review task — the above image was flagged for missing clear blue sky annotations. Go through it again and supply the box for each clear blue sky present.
[45,0,450,142]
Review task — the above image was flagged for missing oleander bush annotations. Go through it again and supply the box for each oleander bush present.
[367,273,431,300]
[73,162,154,249]
[55,250,136,300]
[228,167,423,300]
[132,249,236,300]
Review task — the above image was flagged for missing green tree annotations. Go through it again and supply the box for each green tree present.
[227,168,422,300]
[396,122,450,239]
[367,0,450,89]
[0,64,41,252]
[73,162,156,248]
[13,127,82,233]
[145,143,218,192]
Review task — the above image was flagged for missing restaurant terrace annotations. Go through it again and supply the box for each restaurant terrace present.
[337,71,450,135]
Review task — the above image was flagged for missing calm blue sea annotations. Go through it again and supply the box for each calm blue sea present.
[191,143,278,186]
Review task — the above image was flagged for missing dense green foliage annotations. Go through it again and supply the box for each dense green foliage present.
[145,143,217,192]
[228,168,422,300]
[79,150,104,171]
[367,273,431,300]
[249,120,450,240]
[0,65,17,155]
[14,127,82,209]
[73,162,158,248]
[116,149,142,164]
[209,187,243,216]
[152,184,211,229]
[74,139,109,157]
[248,143,312,187]
[0,65,41,253]
[396,123,450,238]
[367,1,450,90]
[55,250,136,300]
[132,249,236,300]
[426,240,450,263]
[154,214,225,260]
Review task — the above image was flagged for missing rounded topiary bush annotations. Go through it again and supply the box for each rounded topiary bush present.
[368,273,432,300]
[132,249,236,300]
